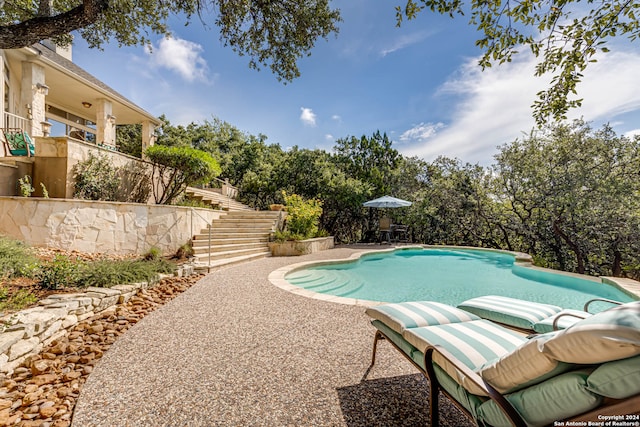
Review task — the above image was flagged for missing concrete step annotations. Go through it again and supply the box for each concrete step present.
[192,237,268,246]
[193,242,268,254]
[199,227,273,235]
[193,231,270,240]
[193,247,271,262]
[211,220,275,228]
[224,211,282,218]
[192,251,271,272]
[185,186,254,211]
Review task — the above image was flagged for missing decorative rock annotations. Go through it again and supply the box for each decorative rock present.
[39,405,57,418]
[8,338,41,361]
[31,374,57,386]
[88,324,103,334]
[49,343,67,356]
[0,273,203,425]
[0,331,25,354]
[61,372,80,382]
[39,320,63,342]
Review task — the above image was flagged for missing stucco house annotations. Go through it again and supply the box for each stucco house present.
[0,41,162,198]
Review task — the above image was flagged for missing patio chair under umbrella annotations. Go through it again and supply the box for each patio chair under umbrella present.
[363,196,412,243]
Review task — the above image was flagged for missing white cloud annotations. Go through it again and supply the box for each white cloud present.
[325,134,334,141]
[402,49,640,165]
[624,129,640,139]
[380,31,433,57]
[300,107,317,126]
[331,114,342,122]
[399,122,446,143]
[147,36,209,82]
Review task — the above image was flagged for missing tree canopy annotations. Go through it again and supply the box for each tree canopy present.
[150,116,640,280]
[0,0,341,81]
[397,0,640,123]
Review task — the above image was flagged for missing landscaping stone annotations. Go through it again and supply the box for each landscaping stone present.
[0,274,202,426]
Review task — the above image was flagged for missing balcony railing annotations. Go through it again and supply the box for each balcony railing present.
[3,112,30,132]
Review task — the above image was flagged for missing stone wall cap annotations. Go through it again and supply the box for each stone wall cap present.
[111,284,136,292]
[84,287,122,297]
[0,331,26,353]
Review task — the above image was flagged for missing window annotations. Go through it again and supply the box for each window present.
[45,104,96,142]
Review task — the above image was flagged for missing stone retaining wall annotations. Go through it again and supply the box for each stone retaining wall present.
[0,197,223,256]
[268,236,335,256]
[0,266,194,374]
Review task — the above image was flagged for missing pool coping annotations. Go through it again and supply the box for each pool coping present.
[267,245,640,306]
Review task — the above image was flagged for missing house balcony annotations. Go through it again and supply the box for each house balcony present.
[3,112,30,132]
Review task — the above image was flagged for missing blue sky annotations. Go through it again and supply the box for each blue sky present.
[72,1,640,166]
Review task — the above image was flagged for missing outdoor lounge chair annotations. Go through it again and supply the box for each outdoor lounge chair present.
[379,217,392,244]
[2,128,35,157]
[457,295,624,333]
[365,300,640,426]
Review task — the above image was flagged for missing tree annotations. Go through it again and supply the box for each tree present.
[334,131,401,197]
[145,145,221,204]
[1,0,341,82]
[397,0,640,123]
[494,120,640,277]
[404,156,495,247]
[116,123,143,158]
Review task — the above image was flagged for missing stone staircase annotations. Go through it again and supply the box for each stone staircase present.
[185,186,253,211]
[191,210,284,271]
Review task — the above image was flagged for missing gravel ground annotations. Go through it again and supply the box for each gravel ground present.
[72,247,474,427]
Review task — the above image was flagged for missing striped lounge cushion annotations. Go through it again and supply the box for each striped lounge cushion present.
[542,301,640,364]
[365,301,480,335]
[403,319,527,396]
[533,309,591,333]
[457,295,562,330]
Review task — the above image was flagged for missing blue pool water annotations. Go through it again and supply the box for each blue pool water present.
[285,248,637,309]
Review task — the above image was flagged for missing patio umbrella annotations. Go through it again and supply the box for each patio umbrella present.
[362,195,412,208]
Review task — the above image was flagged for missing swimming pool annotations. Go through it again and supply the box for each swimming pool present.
[282,247,637,309]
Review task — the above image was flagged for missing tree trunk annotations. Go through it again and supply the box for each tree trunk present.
[0,0,109,49]
[552,219,585,274]
[612,249,622,277]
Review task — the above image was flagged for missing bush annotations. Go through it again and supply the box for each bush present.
[77,258,175,288]
[145,145,222,204]
[282,192,323,240]
[118,161,152,203]
[174,242,194,259]
[72,153,120,201]
[37,255,81,290]
[0,288,38,312]
[143,247,162,261]
[0,236,39,278]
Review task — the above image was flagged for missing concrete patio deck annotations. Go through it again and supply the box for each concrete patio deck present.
[72,247,473,426]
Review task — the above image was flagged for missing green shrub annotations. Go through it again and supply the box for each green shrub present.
[118,161,152,203]
[173,198,214,209]
[0,288,38,312]
[72,153,120,201]
[37,255,81,290]
[143,246,162,261]
[282,192,323,240]
[40,183,49,198]
[17,175,35,197]
[77,258,175,288]
[174,242,194,259]
[0,236,39,278]
[273,230,305,242]
[145,145,222,204]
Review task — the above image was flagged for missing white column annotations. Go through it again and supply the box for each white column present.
[141,120,156,158]
[96,98,115,147]
[21,61,47,136]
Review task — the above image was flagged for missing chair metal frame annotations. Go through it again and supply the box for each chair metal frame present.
[367,323,640,426]
[2,128,35,157]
